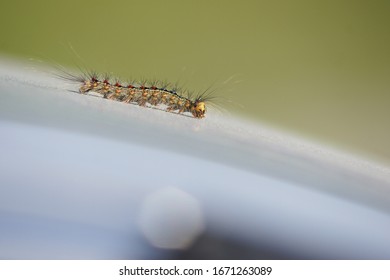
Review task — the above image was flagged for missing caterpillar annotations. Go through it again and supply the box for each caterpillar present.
[59,70,215,119]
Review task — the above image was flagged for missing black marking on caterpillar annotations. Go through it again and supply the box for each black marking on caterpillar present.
[57,70,217,119]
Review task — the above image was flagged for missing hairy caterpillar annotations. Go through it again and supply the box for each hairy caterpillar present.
[59,70,216,119]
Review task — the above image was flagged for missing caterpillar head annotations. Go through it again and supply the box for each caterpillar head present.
[191,101,206,118]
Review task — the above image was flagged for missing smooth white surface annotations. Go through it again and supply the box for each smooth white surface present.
[1,58,390,259]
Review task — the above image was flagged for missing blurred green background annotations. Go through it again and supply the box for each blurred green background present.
[1,0,389,164]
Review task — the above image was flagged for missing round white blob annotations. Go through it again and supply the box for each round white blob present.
[138,187,205,250]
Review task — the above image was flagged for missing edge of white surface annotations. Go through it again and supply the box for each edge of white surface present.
[1,57,389,197]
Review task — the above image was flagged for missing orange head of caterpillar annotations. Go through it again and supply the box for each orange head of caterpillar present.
[191,100,206,119]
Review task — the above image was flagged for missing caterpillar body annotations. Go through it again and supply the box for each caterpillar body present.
[61,71,213,119]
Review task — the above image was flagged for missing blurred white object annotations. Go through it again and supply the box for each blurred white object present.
[0,57,390,259]
[138,187,205,250]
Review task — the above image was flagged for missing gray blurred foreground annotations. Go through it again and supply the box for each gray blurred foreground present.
[1,58,390,259]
